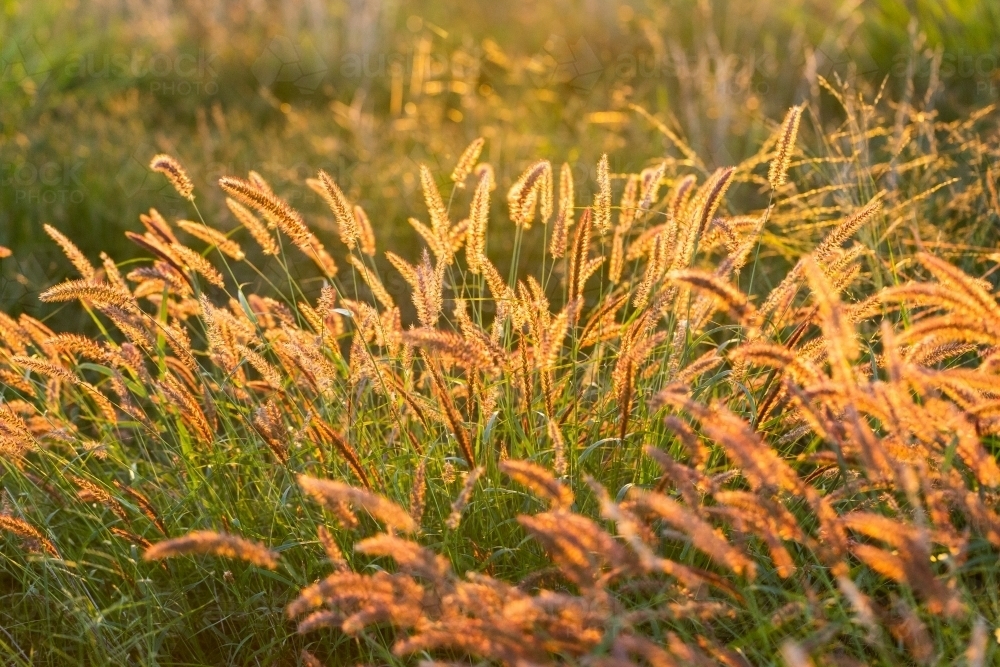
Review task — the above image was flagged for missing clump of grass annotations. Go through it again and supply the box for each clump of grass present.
[2,88,1000,665]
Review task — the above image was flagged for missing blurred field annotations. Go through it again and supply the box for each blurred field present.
[4,2,1000,666]
[3,0,997,321]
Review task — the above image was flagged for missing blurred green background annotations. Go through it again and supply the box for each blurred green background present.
[2,0,999,318]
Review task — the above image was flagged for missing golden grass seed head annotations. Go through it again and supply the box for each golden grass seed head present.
[467,171,492,274]
[768,104,804,190]
[446,466,483,529]
[0,514,59,558]
[451,137,485,185]
[169,243,226,289]
[593,154,612,234]
[508,159,552,228]
[150,154,194,200]
[638,162,667,214]
[177,220,245,261]
[43,224,95,281]
[298,475,416,533]
[420,164,450,236]
[226,197,278,255]
[144,530,279,568]
[317,170,358,249]
[354,205,377,256]
[549,163,576,259]
[500,459,573,508]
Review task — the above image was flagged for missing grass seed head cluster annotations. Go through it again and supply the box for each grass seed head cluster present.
[2,84,1000,665]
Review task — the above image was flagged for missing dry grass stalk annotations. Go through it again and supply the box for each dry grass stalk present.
[638,161,666,213]
[317,170,358,249]
[158,375,214,445]
[666,269,756,323]
[109,527,153,550]
[113,481,168,536]
[309,417,374,489]
[144,530,279,568]
[177,220,244,261]
[316,525,348,570]
[353,205,377,256]
[348,256,396,310]
[508,159,552,228]
[550,162,575,258]
[39,280,138,313]
[220,176,337,276]
[11,355,77,383]
[451,137,485,185]
[219,176,304,233]
[226,198,278,255]
[420,164,451,240]
[424,355,476,466]
[389,249,443,327]
[409,458,428,523]
[44,224,95,280]
[594,154,611,234]
[297,475,417,533]
[446,466,483,529]
[500,459,573,509]
[630,488,756,577]
[466,171,492,274]
[0,514,59,557]
[548,419,568,476]
[252,400,289,464]
[150,154,194,200]
[237,345,282,390]
[70,476,129,524]
[169,243,226,288]
[567,208,594,305]
[768,104,804,189]
[813,194,884,264]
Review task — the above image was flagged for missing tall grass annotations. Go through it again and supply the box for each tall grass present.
[5,0,995,311]
[2,81,1000,665]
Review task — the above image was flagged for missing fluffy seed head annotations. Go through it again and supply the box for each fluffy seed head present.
[768,105,804,189]
[150,154,194,200]
[594,154,612,234]
[226,198,278,255]
[144,531,279,568]
[0,514,59,558]
[451,137,485,185]
[317,170,358,249]
[298,475,417,533]
[177,220,244,261]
